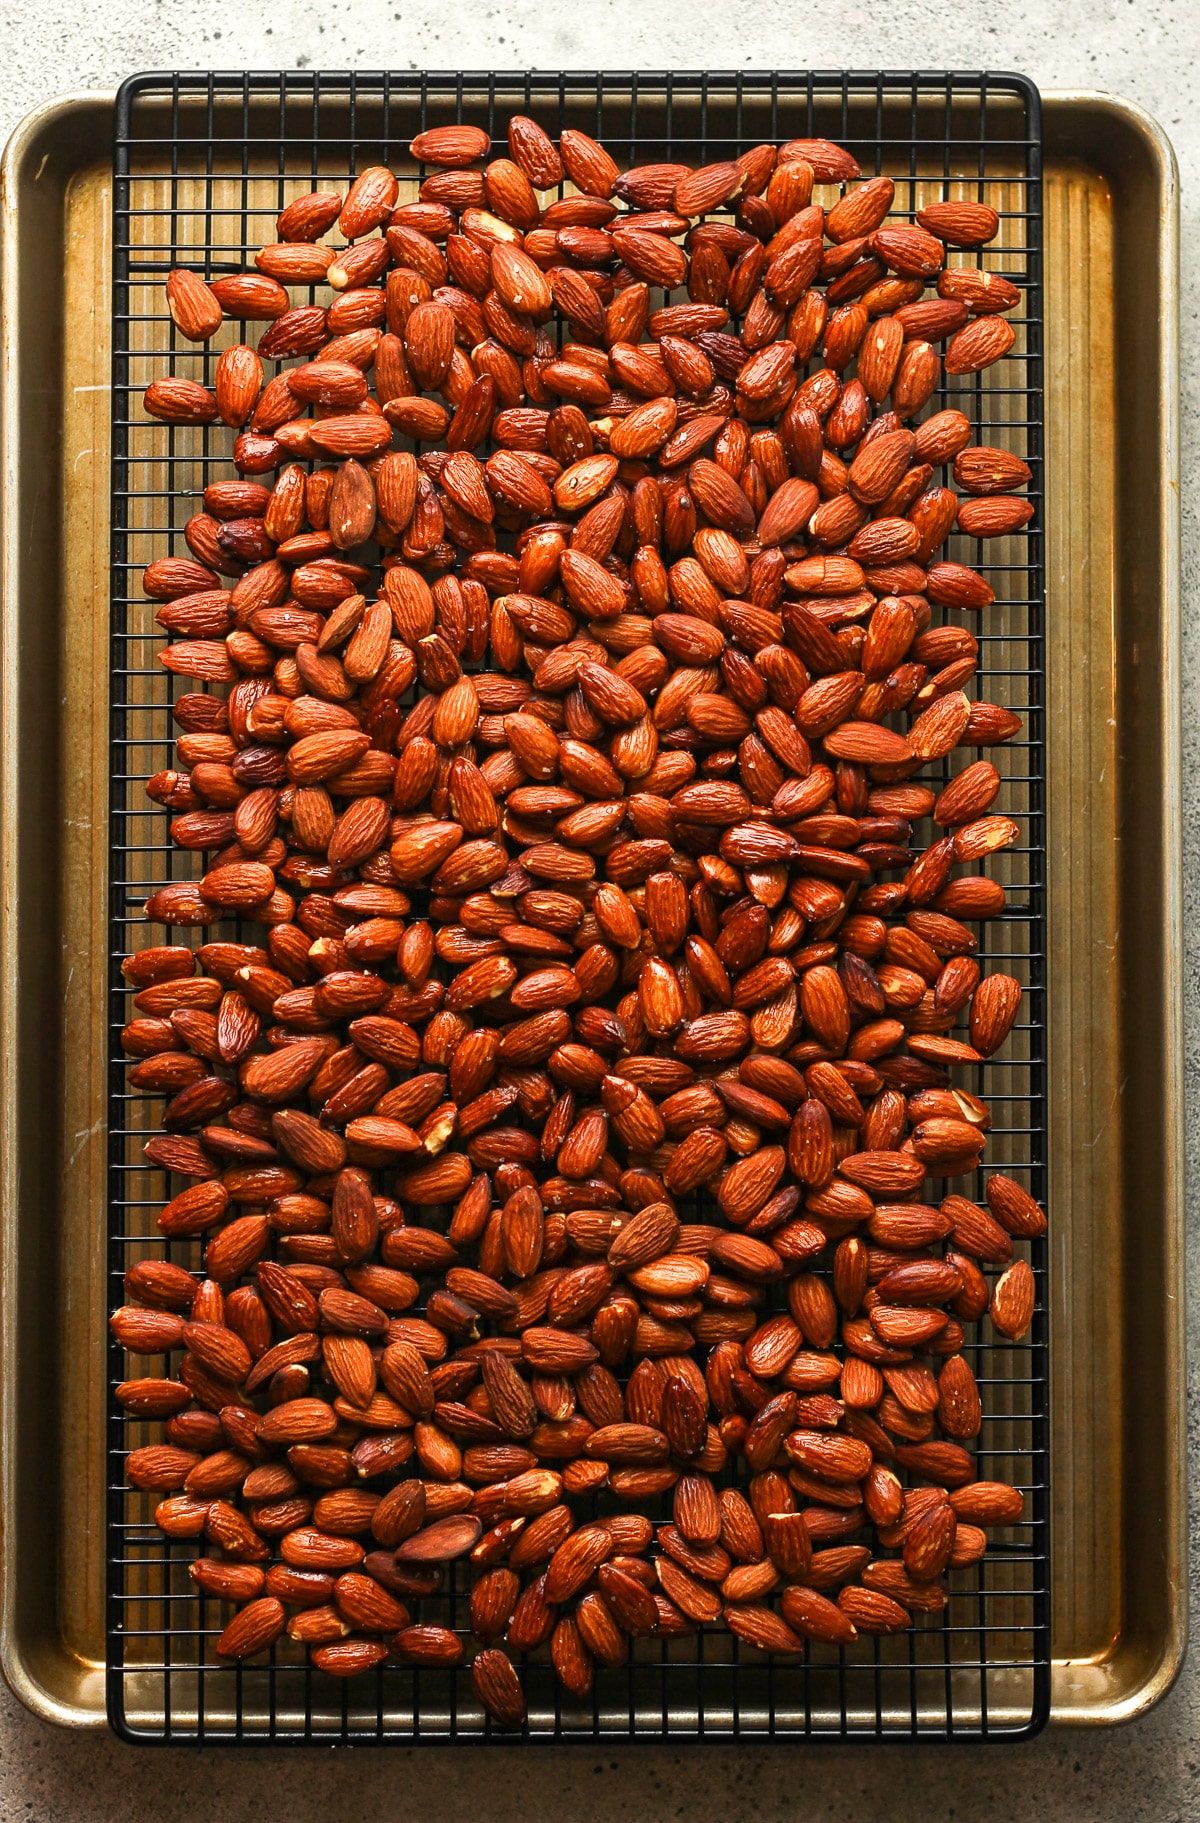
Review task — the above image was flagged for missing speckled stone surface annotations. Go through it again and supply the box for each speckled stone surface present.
[0,5,1196,1817]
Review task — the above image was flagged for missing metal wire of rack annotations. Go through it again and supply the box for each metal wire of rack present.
[108,68,1047,1745]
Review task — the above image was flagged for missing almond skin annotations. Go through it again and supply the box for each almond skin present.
[916,200,1001,246]
[121,113,1042,1720]
[410,126,491,168]
[945,314,1017,374]
[215,1596,285,1659]
[990,1259,1037,1340]
[470,1647,526,1727]
[166,268,223,342]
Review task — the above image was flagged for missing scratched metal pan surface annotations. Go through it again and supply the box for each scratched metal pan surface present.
[0,87,1181,1732]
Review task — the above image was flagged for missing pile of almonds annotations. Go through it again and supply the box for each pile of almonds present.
[117,116,1043,1729]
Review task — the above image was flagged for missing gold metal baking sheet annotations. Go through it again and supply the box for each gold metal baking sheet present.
[0,87,1181,1729]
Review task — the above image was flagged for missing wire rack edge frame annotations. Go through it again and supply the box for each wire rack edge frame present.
[107,66,1049,1747]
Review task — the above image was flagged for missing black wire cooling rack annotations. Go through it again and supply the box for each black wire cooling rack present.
[108,68,1047,1744]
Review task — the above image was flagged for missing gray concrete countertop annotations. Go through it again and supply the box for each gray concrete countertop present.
[1,3,1196,1817]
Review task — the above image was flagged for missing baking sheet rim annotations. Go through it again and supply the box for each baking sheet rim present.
[0,83,1183,1731]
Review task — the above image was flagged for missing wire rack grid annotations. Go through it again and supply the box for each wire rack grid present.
[108,68,1047,1745]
